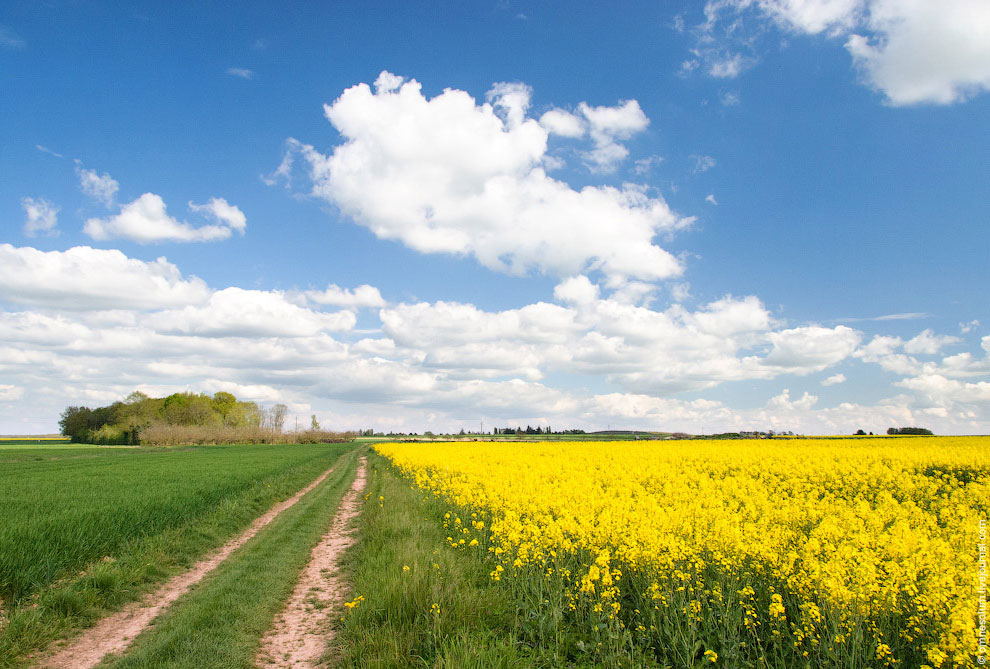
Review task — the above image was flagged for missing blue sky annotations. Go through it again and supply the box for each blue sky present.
[2,0,989,435]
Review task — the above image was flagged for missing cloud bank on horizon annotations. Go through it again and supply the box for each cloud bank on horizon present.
[1,231,988,435]
[2,1,989,435]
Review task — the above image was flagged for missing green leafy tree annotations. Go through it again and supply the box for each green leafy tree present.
[161,392,215,426]
[211,391,238,425]
[59,406,93,442]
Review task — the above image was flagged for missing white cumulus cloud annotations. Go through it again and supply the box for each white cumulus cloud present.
[763,326,862,372]
[696,0,990,105]
[378,280,863,396]
[846,0,990,106]
[538,108,586,138]
[280,72,689,285]
[822,373,847,386]
[896,373,990,405]
[0,244,210,310]
[145,287,355,338]
[578,99,650,173]
[754,0,865,35]
[539,100,651,172]
[903,328,960,355]
[302,284,385,308]
[187,197,247,233]
[767,388,819,411]
[84,193,246,243]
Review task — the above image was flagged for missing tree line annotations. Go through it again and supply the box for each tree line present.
[58,391,287,444]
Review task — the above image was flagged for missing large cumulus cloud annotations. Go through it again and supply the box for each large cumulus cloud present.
[273,72,691,287]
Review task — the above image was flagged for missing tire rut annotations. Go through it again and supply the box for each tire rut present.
[255,457,367,668]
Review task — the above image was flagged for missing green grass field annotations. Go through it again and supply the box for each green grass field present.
[0,442,353,666]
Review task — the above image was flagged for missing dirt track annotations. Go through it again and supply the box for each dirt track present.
[255,457,367,668]
[39,464,340,669]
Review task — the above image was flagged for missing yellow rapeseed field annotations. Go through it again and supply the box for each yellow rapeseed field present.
[376,437,988,667]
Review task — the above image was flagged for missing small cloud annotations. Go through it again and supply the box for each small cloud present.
[188,197,247,234]
[678,59,700,77]
[515,13,528,20]
[767,388,818,410]
[0,26,26,49]
[633,154,663,175]
[821,373,846,386]
[719,91,740,106]
[691,155,717,174]
[251,38,268,50]
[903,329,959,355]
[709,53,746,78]
[35,144,64,159]
[22,197,59,237]
[578,100,650,173]
[836,312,930,323]
[960,319,980,334]
[76,163,119,207]
[226,67,254,80]
[705,193,718,205]
[672,15,685,33]
[303,284,385,309]
[84,193,246,243]
[262,138,301,187]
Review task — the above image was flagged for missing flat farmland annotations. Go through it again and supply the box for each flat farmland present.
[0,443,353,665]
[3,437,986,668]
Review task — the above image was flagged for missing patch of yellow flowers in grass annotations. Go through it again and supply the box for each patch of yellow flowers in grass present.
[376,437,988,667]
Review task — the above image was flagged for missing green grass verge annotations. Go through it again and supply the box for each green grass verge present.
[330,453,537,668]
[100,448,363,669]
[0,443,351,668]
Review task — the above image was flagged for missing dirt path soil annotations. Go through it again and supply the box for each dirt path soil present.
[39,464,340,669]
[255,457,367,668]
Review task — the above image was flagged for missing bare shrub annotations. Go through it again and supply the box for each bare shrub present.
[290,429,355,444]
[138,424,354,447]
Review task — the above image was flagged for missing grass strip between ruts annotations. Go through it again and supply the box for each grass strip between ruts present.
[99,447,362,669]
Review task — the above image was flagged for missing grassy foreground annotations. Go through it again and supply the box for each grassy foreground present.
[0,443,351,667]
[102,447,362,668]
